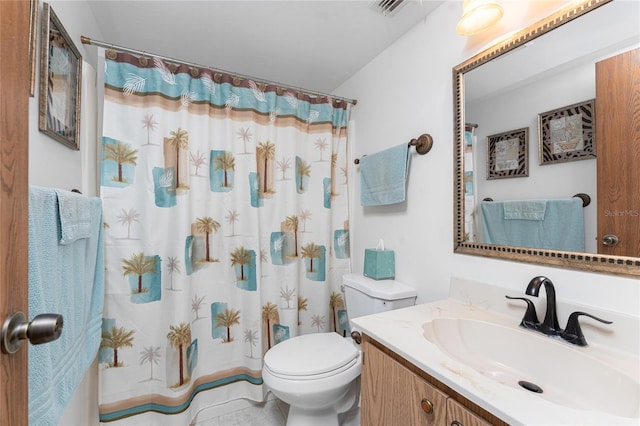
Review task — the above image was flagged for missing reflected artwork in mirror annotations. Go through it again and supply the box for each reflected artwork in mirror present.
[453,0,640,277]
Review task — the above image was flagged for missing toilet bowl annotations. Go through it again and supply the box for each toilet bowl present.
[263,333,361,426]
[262,274,417,426]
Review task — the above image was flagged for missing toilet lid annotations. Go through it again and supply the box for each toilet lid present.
[264,333,359,376]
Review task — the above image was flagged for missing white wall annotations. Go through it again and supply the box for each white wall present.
[29,0,101,196]
[27,1,102,425]
[337,1,640,316]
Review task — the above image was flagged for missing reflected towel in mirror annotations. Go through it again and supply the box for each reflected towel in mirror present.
[481,198,584,251]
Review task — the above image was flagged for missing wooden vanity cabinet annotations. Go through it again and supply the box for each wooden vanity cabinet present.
[361,335,506,426]
[361,335,448,425]
[446,399,493,426]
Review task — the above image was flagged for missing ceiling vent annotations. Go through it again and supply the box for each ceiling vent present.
[371,0,406,16]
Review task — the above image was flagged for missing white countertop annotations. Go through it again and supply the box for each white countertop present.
[352,297,640,425]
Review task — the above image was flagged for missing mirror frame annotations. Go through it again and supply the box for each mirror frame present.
[453,0,640,278]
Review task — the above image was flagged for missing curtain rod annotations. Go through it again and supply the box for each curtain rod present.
[81,36,357,106]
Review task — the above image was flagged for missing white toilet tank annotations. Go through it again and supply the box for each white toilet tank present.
[342,274,417,321]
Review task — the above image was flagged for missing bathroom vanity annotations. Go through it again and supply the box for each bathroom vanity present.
[353,278,640,425]
[361,335,503,425]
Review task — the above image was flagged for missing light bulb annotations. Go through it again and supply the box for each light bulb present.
[456,0,504,36]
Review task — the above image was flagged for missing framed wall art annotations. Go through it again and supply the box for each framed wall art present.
[486,127,529,180]
[39,3,82,150]
[538,99,595,165]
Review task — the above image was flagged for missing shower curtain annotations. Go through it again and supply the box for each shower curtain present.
[98,50,352,424]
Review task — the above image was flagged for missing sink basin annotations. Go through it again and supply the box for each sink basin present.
[422,318,640,419]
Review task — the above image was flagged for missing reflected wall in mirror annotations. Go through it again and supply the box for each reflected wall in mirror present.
[453,0,640,277]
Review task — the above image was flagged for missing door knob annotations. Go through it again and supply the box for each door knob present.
[1,312,63,354]
[601,234,619,247]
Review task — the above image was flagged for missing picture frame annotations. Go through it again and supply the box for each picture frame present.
[538,99,595,165]
[38,3,82,150]
[486,127,529,180]
[29,0,39,97]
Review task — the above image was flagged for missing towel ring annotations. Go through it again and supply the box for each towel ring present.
[354,133,433,164]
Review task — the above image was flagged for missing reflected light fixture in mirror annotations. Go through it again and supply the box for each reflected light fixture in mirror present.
[456,0,504,36]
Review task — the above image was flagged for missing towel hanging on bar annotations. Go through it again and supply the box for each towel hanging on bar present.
[359,143,411,206]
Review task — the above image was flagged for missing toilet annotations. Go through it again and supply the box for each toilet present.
[262,273,417,426]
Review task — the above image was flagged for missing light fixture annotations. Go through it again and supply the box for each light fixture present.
[456,0,504,36]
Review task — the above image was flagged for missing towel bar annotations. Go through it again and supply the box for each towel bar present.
[354,133,433,164]
[482,193,591,208]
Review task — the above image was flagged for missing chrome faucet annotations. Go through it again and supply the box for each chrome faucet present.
[525,276,561,336]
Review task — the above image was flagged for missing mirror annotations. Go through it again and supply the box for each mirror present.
[453,0,640,277]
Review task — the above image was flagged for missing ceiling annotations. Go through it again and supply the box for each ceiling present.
[85,0,444,96]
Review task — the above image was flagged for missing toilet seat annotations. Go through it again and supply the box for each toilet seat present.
[264,357,359,381]
[263,333,359,379]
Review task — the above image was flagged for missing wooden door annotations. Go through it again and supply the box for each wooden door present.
[361,338,447,425]
[0,1,31,425]
[596,48,640,257]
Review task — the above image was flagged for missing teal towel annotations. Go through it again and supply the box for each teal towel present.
[28,186,105,426]
[503,200,547,220]
[55,189,92,244]
[360,143,410,206]
[481,198,585,251]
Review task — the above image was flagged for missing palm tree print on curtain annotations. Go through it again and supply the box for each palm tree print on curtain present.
[190,150,208,177]
[295,156,311,193]
[230,246,256,290]
[215,308,241,343]
[194,217,221,263]
[122,252,160,303]
[329,291,345,334]
[139,346,161,382]
[211,150,235,191]
[100,325,135,368]
[191,294,206,321]
[117,208,139,239]
[297,296,308,326]
[243,329,258,358]
[165,128,190,190]
[256,141,276,197]
[99,52,351,423]
[285,215,299,257]
[301,242,325,281]
[167,322,192,388]
[261,302,279,354]
[141,114,158,146]
[166,256,182,291]
[102,138,138,186]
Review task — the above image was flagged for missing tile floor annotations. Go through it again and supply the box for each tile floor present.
[193,398,360,426]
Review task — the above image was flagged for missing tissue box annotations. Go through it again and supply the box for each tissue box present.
[363,249,395,280]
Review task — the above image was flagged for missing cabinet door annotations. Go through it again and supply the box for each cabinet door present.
[447,398,493,426]
[362,340,447,426]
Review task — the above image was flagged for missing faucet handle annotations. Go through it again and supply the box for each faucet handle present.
[561,311,613,347]
[505,296,540,330]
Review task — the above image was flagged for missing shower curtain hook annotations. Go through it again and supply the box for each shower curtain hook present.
[106,44,117,60]
[139,51,149,66]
